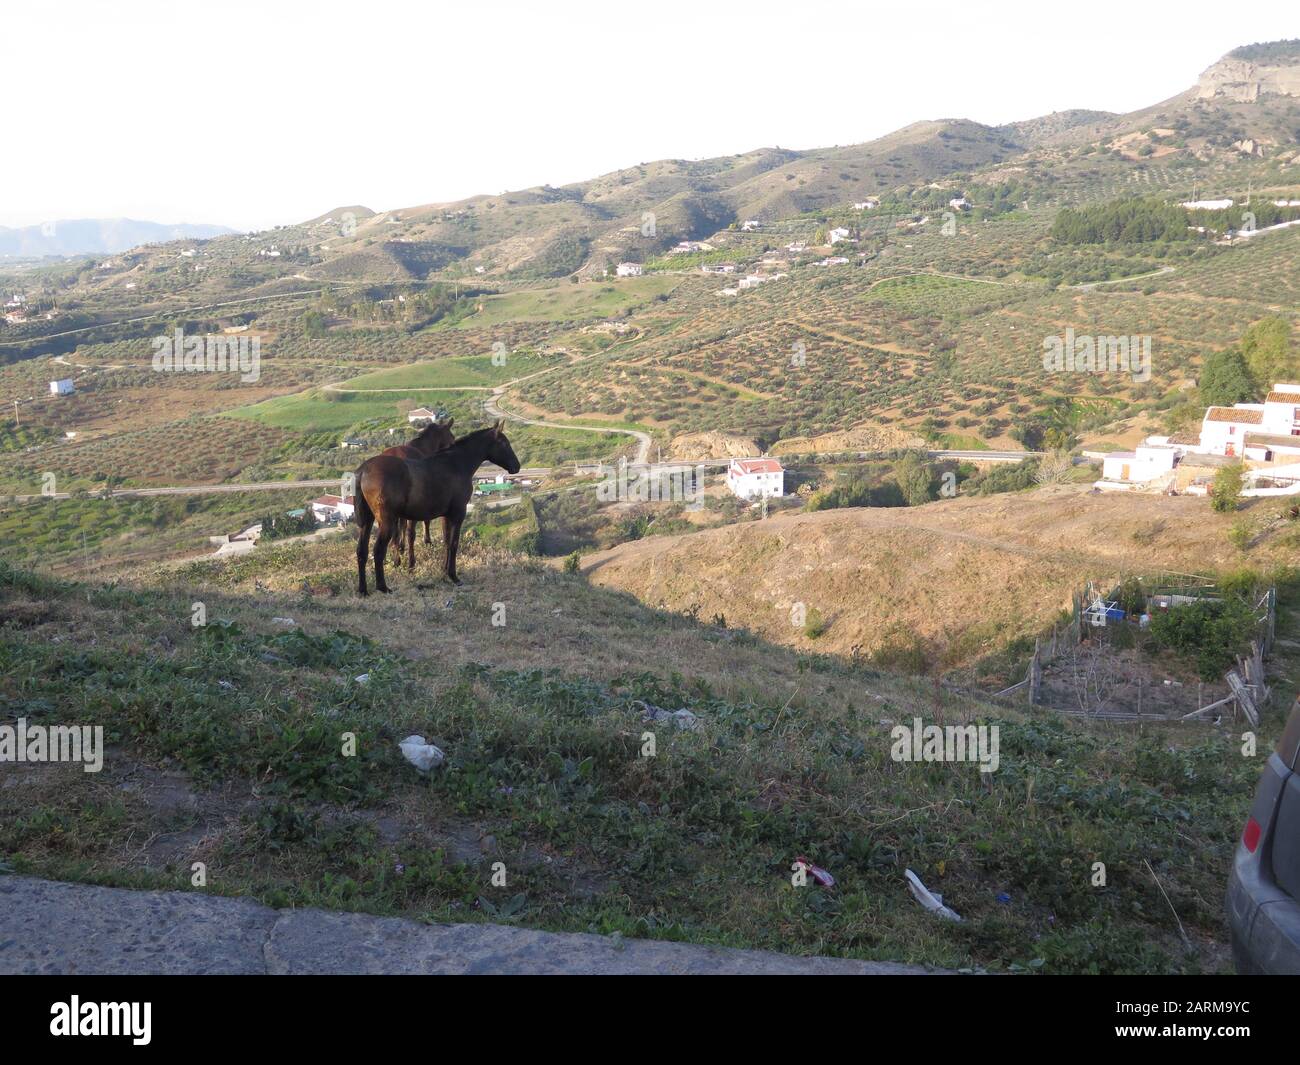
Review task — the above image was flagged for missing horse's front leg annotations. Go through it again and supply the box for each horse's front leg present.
[445,517,464,585]
[424,519,433,547]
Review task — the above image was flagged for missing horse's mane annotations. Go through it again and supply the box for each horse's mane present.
[446,426,499,451]
[413,421,450,442]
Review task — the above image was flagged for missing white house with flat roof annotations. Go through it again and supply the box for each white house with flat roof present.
[49,378,75,396]
[616,262,643,277]
[1100,445,1179,488]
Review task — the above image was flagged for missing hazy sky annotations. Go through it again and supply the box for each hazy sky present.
[2,1,1295,231]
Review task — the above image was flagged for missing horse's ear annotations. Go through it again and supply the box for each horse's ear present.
[444,417,454,429]
[493,419,504,436]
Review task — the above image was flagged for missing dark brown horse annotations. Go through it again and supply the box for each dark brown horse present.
[354,421,521,595]
[378,419,455,561]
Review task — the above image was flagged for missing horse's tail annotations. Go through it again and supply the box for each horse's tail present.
[352,473,373,528]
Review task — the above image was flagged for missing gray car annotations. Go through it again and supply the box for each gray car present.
[1227,696,1300,974]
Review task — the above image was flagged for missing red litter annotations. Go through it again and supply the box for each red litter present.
[795,856,835,888]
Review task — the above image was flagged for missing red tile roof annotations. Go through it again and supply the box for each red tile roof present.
[1205,407,1263,424]
[731,458,784,474]
[1265,392,1300,405]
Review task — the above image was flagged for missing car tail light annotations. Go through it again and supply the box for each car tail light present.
[1243,817,1262,853]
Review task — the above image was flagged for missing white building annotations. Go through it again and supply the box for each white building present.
[616,262,643,277]
[949,196,970,210]
[853,200,878,210]
[1100,445,1179,487]
[741,219,761,231]
[726,458,784,500]
[407,407,439,424]
[310,495,356,523]
[1180,199,1235,210]
[49,378,75,396]
[828,227,852,244]
[1199,384,1300,458]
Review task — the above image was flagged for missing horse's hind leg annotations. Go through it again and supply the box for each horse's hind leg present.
[356,510,373,596]
[393,519,405,562]
[374,516,396,593]
[423,520,433,546]
[406,516,417,572]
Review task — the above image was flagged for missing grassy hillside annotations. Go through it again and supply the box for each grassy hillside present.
[2,530,1292,973]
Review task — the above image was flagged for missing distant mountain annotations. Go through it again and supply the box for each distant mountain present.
[0,218,238,258]
[23,40,1295,285]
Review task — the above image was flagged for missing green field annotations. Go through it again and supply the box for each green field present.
[339,352,560,391]
[227,388,485,435]
[448,276,680,328]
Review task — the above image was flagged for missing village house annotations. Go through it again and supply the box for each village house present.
[407,407,439,424]
[1101,382,1300,491]
[700,262,736,274]
[310,495,356,523]
[616,262,643,277]
[726,458,785,500]
[49,378,75,396]
[1198,384,1300,458]
[828,227,852,244]
[1099,445,1179,489]
[741,219,761,231]
[853,200,878,210]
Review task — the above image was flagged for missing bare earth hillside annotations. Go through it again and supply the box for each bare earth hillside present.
[580,485,1292,665]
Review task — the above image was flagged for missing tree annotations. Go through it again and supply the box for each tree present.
[1210,462,1244,513]
[1035,450,1073,484]
[1199,347,1257,406]
[894,454,933,507]
[1239,316,1295,388]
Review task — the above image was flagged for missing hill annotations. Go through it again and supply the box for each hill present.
[579,484,1300,669]
[0,218,238,258]
[1,518,1293,973]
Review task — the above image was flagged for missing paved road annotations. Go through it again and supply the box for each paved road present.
[485,387,654,465]
[0,876,942,975]
[4,448,1034,505]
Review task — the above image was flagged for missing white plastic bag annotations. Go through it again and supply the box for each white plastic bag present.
[399,735,446,772]
[904,868,962,922]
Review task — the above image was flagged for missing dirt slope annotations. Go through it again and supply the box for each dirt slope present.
[579,484,1292,666]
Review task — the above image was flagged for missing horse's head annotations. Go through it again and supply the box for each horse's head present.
[487,420,521,474]
[412,418,454,455]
